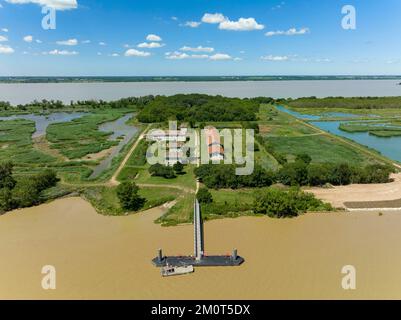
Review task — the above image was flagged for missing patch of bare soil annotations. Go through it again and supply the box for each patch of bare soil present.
[307,173,401,209]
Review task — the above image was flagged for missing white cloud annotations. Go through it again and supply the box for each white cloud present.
[184,21,201,28]
[47,49,78,55]
[0,35,8,42]
[56,38,78,46]
[81,40,91,44]
[265,27,310,37]
[0,44,14,54]
[202,13,264,31]
[23,35,33,43]
[1,28,8,32]
[36,39,42,43]
[165,51,236,61]
[209,53,233,60]
[171,16,178,21]
[180,46,214,53]
[219,18,264,31]
[137,42,164,49]
[314,58,332,63]
[5,0,78,10]
[146,34,162,42]
[202,13,227,24]
[110,53,119,57]
[124,48,151,57]
[272,1,285,10]
[165,51,209,60]
[165,52,190,60]
[261,55,289,61]
[99,42,106,46]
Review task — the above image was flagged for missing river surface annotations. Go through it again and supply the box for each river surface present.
[276,106,401,163]
[0,112,86,138]
[89,113,138,179]
[1,197,401,299]
[1,80,401,105]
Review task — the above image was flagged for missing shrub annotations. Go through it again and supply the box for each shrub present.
[116,182,145,211]
[173,162,185,175]
[253,188,331,218]
[197,187,213,204]
[149,164,176,179]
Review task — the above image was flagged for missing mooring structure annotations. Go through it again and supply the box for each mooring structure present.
[152,199,244,267]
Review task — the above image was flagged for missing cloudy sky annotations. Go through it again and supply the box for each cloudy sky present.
[0,0,401,76]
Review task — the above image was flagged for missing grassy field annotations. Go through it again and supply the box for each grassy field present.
[256,105,385,165]
[0,119,56,165]
[83,186,180,216]
[135,165,197,191]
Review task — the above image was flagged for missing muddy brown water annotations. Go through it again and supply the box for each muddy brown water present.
[1,197,401,299]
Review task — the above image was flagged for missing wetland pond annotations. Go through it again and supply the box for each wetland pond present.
[0,112,87,138]
[0,112,139,178]
[89,113,138,179]
[276,106,401,163]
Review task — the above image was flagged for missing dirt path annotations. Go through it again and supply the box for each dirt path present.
[307,172,401,208]
[109,125,151,186]
[136,183,194,193]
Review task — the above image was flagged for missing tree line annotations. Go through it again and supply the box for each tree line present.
[0,162,59,213]
[136,94,261,123]
[194,156,393,190]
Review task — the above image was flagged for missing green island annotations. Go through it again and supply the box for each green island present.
[0,94,400,225]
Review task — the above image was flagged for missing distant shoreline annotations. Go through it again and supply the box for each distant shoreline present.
[1,75,401,84]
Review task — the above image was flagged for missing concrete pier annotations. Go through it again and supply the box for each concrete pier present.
[152,199,244,268]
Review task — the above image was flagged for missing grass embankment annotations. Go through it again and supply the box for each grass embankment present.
[116,139,150,182]
[83,186,180,216]
[339,123,401,137]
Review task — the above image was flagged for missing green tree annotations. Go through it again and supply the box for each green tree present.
[12,179,40,208]
[0,161,16,190]
[149,164,176,179]
[0,188,14,212]
[197,187,213,204]
[116,182,145,211]
[173,162,184,175]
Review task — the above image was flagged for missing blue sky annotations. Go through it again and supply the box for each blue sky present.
[0,0,401,76]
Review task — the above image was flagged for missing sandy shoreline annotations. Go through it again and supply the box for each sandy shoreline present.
[307,173,401,208]
[1,197,401,299]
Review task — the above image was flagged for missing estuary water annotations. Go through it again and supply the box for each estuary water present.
[1,80,401,105]
[1,197,401,299]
